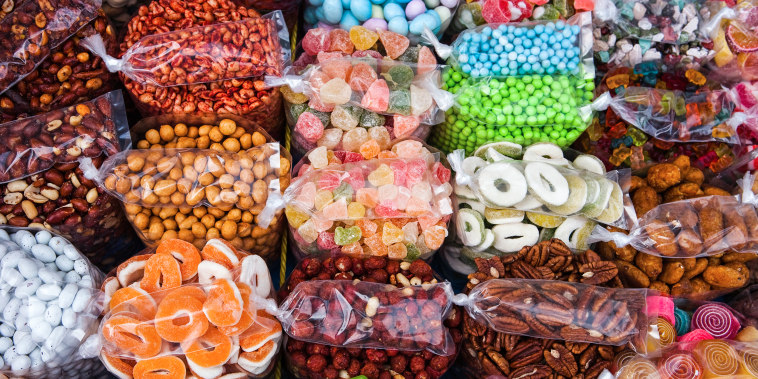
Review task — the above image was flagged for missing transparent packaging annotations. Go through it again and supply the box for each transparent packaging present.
[594,0,705,45]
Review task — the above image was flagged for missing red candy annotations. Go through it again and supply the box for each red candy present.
[296,112,325,143]
[303,29,332,56]
[317,171,342,191]
[317,231,339,250]
[432,162,451,184]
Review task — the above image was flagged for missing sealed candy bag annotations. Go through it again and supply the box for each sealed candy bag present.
[0,227,105,378]
[81,11,290,88]
[98,238,281,379]
[699,0,758,81]
[593,0,704,46]
[449,0,594,33]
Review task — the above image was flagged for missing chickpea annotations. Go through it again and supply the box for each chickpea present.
[163,218,178,230]
[240,169,254,184]
[196,136,210,149]
[193,207,207,218]
[233,181,251,196]
[182,166,198,182]
[214,220,223,230]
[249,202,264,215]
[209,127,223,142]
[193,156,208,172]
[243,238,254,251]
[165,142,177,149]
[219,189,238,204]
[238,195,254,210]
[198,125,211,136]
[127,155,145,172]
[219,119,237,135]
[178,229,194,241]
[159,124,175,142]
[147,222,165,240]
[209,143,224,152]
[222,138,240,152]
[169,167,182,181]
[104,175,117,191]
[115,178,132,194]
[241,211,253,223]
[143,192,159,205]
[200,214,215,229]
[231,127,245,139]
[156,157,177,173]
[280,157,291,176]
[252,132,267,146]
[205,186,221,205]
[253,161,267,179]
[133,213,149,229]
[158,207,178,219]
[177,137,196,148]
[208,208,225,218]
[146,150,163,163]
[238,222,252,238]
[230,237,244,249]
[226,209,242,222]
[221,220,237,240]
[145,129,161,144]
[197,172,214,186]
[176,178,192,194]
[225,160,241,176]
[252,180,268,204]
[175,123,188,137]
[240,134,252,150]
[162,230,178,240]
[179,207,192,214]
[191,222,207,238]
[251,225,267,238]
[207,157,224,177]
[186,187,205,206]
[175,213,187,224]
[239,156,254,170]
[180,151,196,166]
[218,174,235,189]
[171,192,185,206]
[124,191,141,205]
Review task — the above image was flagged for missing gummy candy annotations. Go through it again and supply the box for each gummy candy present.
[432,162,451,184]
[347,202,366,218]
[313,217,334,233]
[574,0,593,11]
[356,188,379,207]
[302,28,331,56]
[377,30,410,60]
[280,86,308,104]
[402,222,419,243]
[345,167,366,189]
[397,46,420,64]
[341,241,364,256]
[297,219,319,244]
[342,127,370,152]
[320,78,352,105]
[317,128,343,150]
[405,243,421,260]
[349,26,379,51]
[382,222,404,245]
[308,146,329,169]
[314,189,334,211]
[393,140,424,158]
[310,109,331,127]
[423,225,446,250]
[393,116,420,138]
[368,164,394,186]
[322,198,349,220]
[317,51,344,63]
[388,243,408,260]
[395,186,411,209]
[406,196,431,216]
[317,231,339,250]
[317,171,341,191]
[360,139,381,159]
[328,29,354,55]
[322,59,353,80]
[295,112,325,143]
[327,150,341,165]
[348,62,378,92]
[482,0,511,23]
[340,151,365,163]
[382,65,414,90]
[334,226,362,245]
[375,203,402,217]
[377,184,399,205]
[410,85,432,116]
[356,219,378,237]
[377,151,397,159]
[295,182,318,208]
[387,89,411,114]
[417,46,436,75]
[364,234,388,256]
[308,93,335,112]
[288,102,308,121]
[285,206,309,228]
[361,79,390,112]
[333,182,354,202]
[331,105,359,131]
[367,126,391,150]
[360,111,386,127]
[405,159,427,186]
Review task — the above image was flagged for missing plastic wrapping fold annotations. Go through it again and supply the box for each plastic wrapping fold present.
[424,12,594,79]
[265,57,452,125]
[0,0,102,95]
[449,148,632,229]
[0,227,104,378]
[81,11,290,88]
[594,87,743,144]
[97,238,280,379]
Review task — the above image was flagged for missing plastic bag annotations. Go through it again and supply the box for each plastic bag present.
[265,57,453,125]
[0,90,132,259]
[87,141,291,262]
[0,227,105,378]
[424,12,594,79]
[594,87,744,145]
[594,0,704,45]
[448,147,631,228]
[82,11,290,88]
[0,0,102,95]
[698,0,758,81]
[97,238,280,378]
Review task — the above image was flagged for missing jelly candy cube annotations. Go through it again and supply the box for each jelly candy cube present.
[310,109,332,127]
[341,151,365,163]
[405,243,420,261]
[388,243,408,260]
[395,186,411,210]
[406,196,431,216]
[360,139,381,159]
[317,231,339,250]
[410,85,433,116]
[317,51,344,63]
[349,62,378,92]
[417,46,436,75]
[341,241,364,256]
[377,30,410,60]
[353,50,383,59]
[389,160,408,187]
[423,225,446,250]
[308,93,336,112]
[356,188,379,207]
[331,105,359,131]
[328,29,354,54]
[342,127,370,152]
[418,215,441,231]
[309,70,330,90]
[316,171,340,192]
[288,102,308,121]
[308,146,329,169]
[405,159,427,186]
[303,28,331,56]
[482,0,511,23]
[368,126,391,150]
[313,216,334,232]
[432,162,451,184]
[387,90,411,115]
[285,206,310,228]
[347,202,366,219]
[382,222,404,245]
[397,46,420,64]
[382,65,414,91]
[346,167,366,190]
[320,78,352,105]
[322,58,353,80]
[377,151,397,159]
[281,85,309,104]
[322,198,349,220]
[295,112,325,143]
[402,222,419,243]
[415,234,430,256]
[392,140,424,158]
[297,219,319,244]
[334,226,362,245]
[314,189,334,211]
[393,115,420,138]
[333,182,354,203]
[375,203,402,218]
[297,163,311,177]
[356,219,378,237]
[377,184,399,205]
[317,128,343,150]
[360,111,386,128]
[349,26,379,50]
[410,182,433,202]
[327,150,341,165]
[361,79,390,112]
[368,164,394,186]
[295,182,318,208]
[364,234,388,256]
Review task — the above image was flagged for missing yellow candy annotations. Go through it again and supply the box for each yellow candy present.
[381,222,404,246]
[285,206,310,228]
[367,164,394,186]
[349,26,379,51]
[280,85,308,104]
[347,202,366,219]
[315,190,334,211]
[526,212,566,228]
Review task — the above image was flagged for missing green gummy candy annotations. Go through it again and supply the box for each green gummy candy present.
[360,111,386,127]
[310,109,331,128]
[387,89,411,115]
[289,103,308,121]
[405,243,420,261]
[383,65,414,90]
[333,182,354,203]
[334,226,362,245]
[396,46,420,63]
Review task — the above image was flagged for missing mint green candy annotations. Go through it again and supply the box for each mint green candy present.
[334,226,362,245]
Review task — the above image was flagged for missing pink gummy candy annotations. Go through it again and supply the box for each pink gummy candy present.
[352,50,383,59]
[389,160,408,187]
[375,203,402,218]
[346,167,366,190]
[317,171,341,191]
[322,198,349,220]
[317,51,345,63]
[349,63,378,92]
[406,159,427,186]
[297,163,312,177]
[393,115,420,138]
[337,151,365,163]
[360,79,389,112]
[295,112,325,143]
[573,0,593,11]
[295,182,318,208]
[309,93,336,112]
[393,140,424,158]
[322,59,353,80]
[303,28,332,56]
[432,162,451,184]
[417,46,437,75]
[482,0,512,23]
[317,231,339,250]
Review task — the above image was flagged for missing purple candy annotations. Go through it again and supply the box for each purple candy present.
[440,0,457,8]
[405,0,427,20]
[363,17,388,31]
[691,303,741,340]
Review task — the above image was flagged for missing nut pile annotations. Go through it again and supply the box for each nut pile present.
[281,256,463,379]
[461,239,625,378]
[120,0,284,136]
[0,13,117,122]
[116,118,290,260]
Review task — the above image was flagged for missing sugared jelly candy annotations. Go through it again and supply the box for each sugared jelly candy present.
[417,46,436,75]
[322,198,348,220]
[360,139,381,159]
[356,188,379,207]
[281,85,308,104]
[320,78,352,105]
[349,63,378,92]
[331,105,359,131]
[317,231,339,250]
[313,216,333,233]
[334,226,362,245]
[360,111,386,127]
[382,65,414,90]
[349,26,379,50]
[317,51,344,63]
[410,85,433,116]
[388,243,408,260]
[342,127,370,152]
[432,162,451,184]
[402,222,419,243]
[406,196,431,216]
[295,112,325,143]
[423,225,446,250]
[393,115,420,138]
[285,206,309,228]
[322,59,353,80]
[308,146,329,169]
[395,186,411,210]
[357,219,378,237]
[405,243,420,260]
[341,241,364,256]
[303,29,331,56]
[333,182,354,202]
[309,93,335,112]
[314,189,334,211]
[364,234,388,256]
[405,159,427,186]
[368,164,395,186]
[297,219,319,244]
[378,184,399,205]
[382,222,404,246]
[377,151,397,159]
[317,128,343,149]
[347,202,366,218]
[411,182,433,202]
[345,167,366,190]
[295,182,317,208]
[377,30,410,59]
[482,0,511,23]
[375,203,402,217]
[328,29,354,54]
[361,79,390,112]
[387,89,411,114]
[368,126,391,149]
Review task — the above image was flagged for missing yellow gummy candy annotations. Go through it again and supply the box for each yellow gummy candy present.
[381,222,404,246]
[280,85,308,104]
[526,212,566,228]
[347,202,366,219]
[349,26,379,51]
[367,164,394,187]
[315,190,334,211]
[285,206,310,228]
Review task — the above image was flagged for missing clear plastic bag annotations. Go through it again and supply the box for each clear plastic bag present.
[594,0,705,45]
[0,227,105,378]
[97,238,280,379]
[424,12,594,79]
[448,148,632,228]
[0,0,102,95]
[698,0,758,81]
[265,57,453,125]
[593,87,744,144]
[81,11,291,88]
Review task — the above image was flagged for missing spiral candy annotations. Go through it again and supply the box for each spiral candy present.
[616,358,661,379]
[674,308,691,336]
[691,303,741,340]
[658,353,703,379]
[740,345,758,377]
[693,340,739,378]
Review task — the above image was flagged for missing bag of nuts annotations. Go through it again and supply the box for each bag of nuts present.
[120,0,285,138]
[278,256,463,379]
[0,0,102,95]
[88,115,291,261]
[0,90,132,264]
[0,11,119,123]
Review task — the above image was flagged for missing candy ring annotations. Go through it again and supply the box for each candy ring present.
[693,340,739,377]
[546,175,587,215]
[168,285,207,303]
[473,142,522,161]
[483,208,524,224]
[461,156,486,177]
[513,195,542,211]
[101,277,121,314]
[109,286,158,319]
[203,278,243,327]
[240,313,282,352]
[525,162,569,206]
[186,358,223,379]
[238,340,277,375]
[100,352,135,379]
[596,182,624,224]
[197,261,233,288]
[117,254,151,287]
[523,143,570,166]
[239,255,272,298]
[475,162,527,207]
[157,239,202,280]
[553,216,595,251]
[183,326,234,368]
[691,303,741,340]
[658,353,702,379]
[132,356,186,379]
[616,358,661,379]
[456,209,485,246]
[102,313,162,359]
[581,178,613,218]
[140,253,182,294]
[217,283,256,337]
[491,223,539,253]
[155,295,209,343]
[573,154,606,175]
[200,239,240,270]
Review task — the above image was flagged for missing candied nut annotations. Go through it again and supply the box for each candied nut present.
[702,263,748,288]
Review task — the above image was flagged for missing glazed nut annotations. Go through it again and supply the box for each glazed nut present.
[365,296,379,317]
[56,65,72,82]
[35,13,46,28]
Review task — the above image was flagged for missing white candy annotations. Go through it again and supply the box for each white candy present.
[38,267,61,284]
[492,223,539,253]
[48,237,68,254]
[11,354,31,372]
[79,275,93,289]
[476,162,527,207]
[54,255,74,272]
[71,288,91,312]
[15,278,42,298]
[0,337,11,354]
[36,284,62,301]
[29,318,52,343]
[16,258,38,279]
[29,349,42,370]
[72,259,88,275]
[0,324,14,337]
[14,332,35,355]
[0,291,10,310]
[3,346,18,364]
[44,304,62,326]
[58,283,78,309]
[4,298,21,321]
[15,232,35,251]
[524,162,570,206]
[0,229,9,240]
[44,326,66,352]
[2,268,23,287]
[13,314,27,330]
[31,244,56,263]
[1,251,23,269]
[39,347,56,363]
[23,298,46,318]
[61,308,76,329]
[34,230,52,245]
[64,271,81,283]
[62,245,80,261]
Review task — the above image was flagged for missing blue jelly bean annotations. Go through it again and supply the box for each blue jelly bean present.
[424,9,441,28]
[315,6,325,20]
[342,0,350,7]
[340,11,360,29]
[395,0,411,3]
[351,0,372,20]
[323,0,343,23]
[304,6,318,24]
[309,0,324,6]
[370,0,385,4]
[383,3,404,20]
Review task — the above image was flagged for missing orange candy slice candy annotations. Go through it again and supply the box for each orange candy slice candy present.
[110,287,158,319]
[141,253,182,293]
[217,283,255,337]
[100,352,136,379]
[102,313,162,359]
[238,340,277,375]
[157,239,202,280]
[240,313,282,353]
[132,356,186,379]
[183,326,233,368]
[155,295,209,343]
[117,254,151,287]
[200,239,240,270]
[203,278,243,327]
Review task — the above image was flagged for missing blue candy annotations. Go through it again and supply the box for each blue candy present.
[304,7,318,24]
[342,0,350,7]
[351,0,372,21]
[340,11,360,29]
[309,0,324,6]
[370,0,385,4]
[387,16,409,35]
[383,3,404,20]
[323,0,344,23]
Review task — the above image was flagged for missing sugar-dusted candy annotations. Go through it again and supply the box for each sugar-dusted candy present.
[405,242,421,260]
[296,112,325,143]
[395,186,411,209]
[298,219,319,243]
[388,242,408,259]
[317,51,344,63]
[303,28,331,56]
[406,196,432,216]
[349,26,379,50]
[333,182,355,202]
[368,164,395,186]
[313,216,334,232]
[378,183,399,204]
[377,30,410,60]
[410,84,433,116]
[347,202,366,218]
[308,146,329,169]
[387,89,411,114]
[320,78,352,105]
[317,231,339,250]
[382,222,404,245]
[308,93,336,112]
[281,85,309,104]
[406,158,427,186]
[375,203,403,217]
[402,221,419,243]
[331,105,359,131]
[397,46,420,63]
[341,241,364,256]
[321,58,353,80]
[288,102,308,121]
[314,189,334,211]
[432,161,451,184]
[417,46,436,75]
[343,127,370,152]
[336,150,365,163]
[360,111,386,127]
[323,198,349,220]
[364,233,388,256]
[328,29,354,54]
[317,128,343,149]
[310,108,332,127]
[361,79,390,112]
[345,166,366,189]
[295,182,318,208]
[357,219,378,237]
[348,62,378,92]
[360,139,381,159]
[382,65,414,90]
[411,182,433,202]
[368,126,391,149]
[286,206,310,228]
[422,225,446,249]
[334,226,362,245]
[393,140,424,158]
[356,187,379,207]
[393,115,420,138]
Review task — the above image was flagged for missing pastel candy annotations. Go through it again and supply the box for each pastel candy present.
[361,79,390,112]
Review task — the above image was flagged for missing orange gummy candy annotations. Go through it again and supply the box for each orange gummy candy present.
[183,326,233,368]
[132,356,186,379]
[154,295,209,343]
[203,278,243,327]
[140,253,182,294]
[102,313,162,359]
[156,239,201,280]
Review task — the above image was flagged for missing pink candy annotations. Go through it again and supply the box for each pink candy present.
[644,296,675,326]
[296,112,325,143]
[361,79,390,112]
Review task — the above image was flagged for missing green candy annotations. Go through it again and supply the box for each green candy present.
[360,111,385,127]
[309,108,331,128]
[334,226,362,245]
[289,103,308,121]
[382,65,414,90]
[387,89,411,115]
[333,182,353,203]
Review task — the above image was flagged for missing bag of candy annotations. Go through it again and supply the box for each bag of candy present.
[425,12,594,79]
[593,0,705,46]
[0,227,105,378]
[81,11,291,88]
[698,0,758,81]
[265,57,453,125]
[97,238,281,378]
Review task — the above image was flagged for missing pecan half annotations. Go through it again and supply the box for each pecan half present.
[580,261,619,285]
[544,344,578,377]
